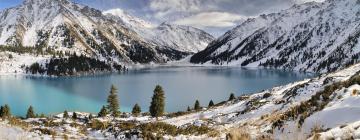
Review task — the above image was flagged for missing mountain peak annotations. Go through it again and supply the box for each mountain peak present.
[0,0,214,64]
[103,8,154,29]
[191,0,360,73]
[23,0,70,5]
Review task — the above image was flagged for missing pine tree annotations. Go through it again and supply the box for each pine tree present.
[187,106,191,112]
[0,106,4,117]
[149,85,165,117]
[132,103,141,117]
[107,85,120,117]
[194,100,201,111]
[72,112,77,120]
[26,106,36,119]
[229,93,236,101]
[98,106,108,117]
[63,110,69,118]
[208,100,215,108]
[1,104,11,117]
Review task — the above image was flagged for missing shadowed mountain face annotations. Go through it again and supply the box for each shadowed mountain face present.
[0,0,214,64]
[191,0,360,73]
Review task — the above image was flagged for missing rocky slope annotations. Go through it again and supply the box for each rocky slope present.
[162,62,360,139]
[0,0,214,65]
[191,0,360,73]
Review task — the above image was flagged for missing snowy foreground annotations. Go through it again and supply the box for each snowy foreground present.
[2,63,360,139]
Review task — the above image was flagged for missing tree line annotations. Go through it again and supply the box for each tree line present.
[0,86,238,119]
[26,53,126,76]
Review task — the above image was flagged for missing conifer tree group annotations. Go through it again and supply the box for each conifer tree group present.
[0,104,11,118]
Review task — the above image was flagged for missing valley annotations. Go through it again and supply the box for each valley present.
[0,0,360,139]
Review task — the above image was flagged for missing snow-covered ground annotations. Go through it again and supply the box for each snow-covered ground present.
[161,63,360,139]
[0,52,50,75]
[0,121,44,140]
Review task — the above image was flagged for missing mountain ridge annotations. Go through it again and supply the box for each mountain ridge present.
[0,0,214,65]
[191,0,360,73]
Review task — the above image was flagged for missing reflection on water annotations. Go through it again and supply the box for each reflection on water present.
[0,67,314,116]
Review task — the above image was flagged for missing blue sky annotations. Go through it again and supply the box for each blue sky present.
[0,0,22,10]
[0,0,323,36]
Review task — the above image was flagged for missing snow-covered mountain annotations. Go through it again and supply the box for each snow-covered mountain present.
[191,0,360,73]
[0,0,214,65]
[103,10,215,53]
[149,23,215,53]
[102,8,154,29]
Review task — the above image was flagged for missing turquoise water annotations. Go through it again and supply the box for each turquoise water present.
[0,67,314,117]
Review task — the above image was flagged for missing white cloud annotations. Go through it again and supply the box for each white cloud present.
[149,0,203,13]
[173,12,247,28]
[294,0,325,4]
[148,0,217,20]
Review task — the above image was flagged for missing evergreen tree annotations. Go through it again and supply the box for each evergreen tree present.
[63,110,69,118]
[98,106,108,117]
[72,112,77,120]
[132,103,141,117]
[1,104,11,117]
[0,106,4,117]
[149,85,165,117]
[229,93,236,101]
[26,106,36,119]
[208,100,215,108]
[187,106,191,112]
[107,85,120,117]
[194,100,201,111]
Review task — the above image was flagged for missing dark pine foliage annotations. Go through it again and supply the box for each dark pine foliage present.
[0,104,11,118]
[208,100,215,108]
[194,100,201,111]
[72,112,78,120]
[107,85,120,117]
[63,110,69,119]
[132,103,141,117]
[26,54,125,76]
[229,93,236,101]
[26,106,36,119]
[98,106,108,117]
[149,85,165,117]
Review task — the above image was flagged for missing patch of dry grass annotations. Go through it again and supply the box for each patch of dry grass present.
[226,128,251,140]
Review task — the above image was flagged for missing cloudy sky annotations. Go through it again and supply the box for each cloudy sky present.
[0,0,324,36]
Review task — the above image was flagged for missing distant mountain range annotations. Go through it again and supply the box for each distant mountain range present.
[0,0,214,64]
[191,0,360,73]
